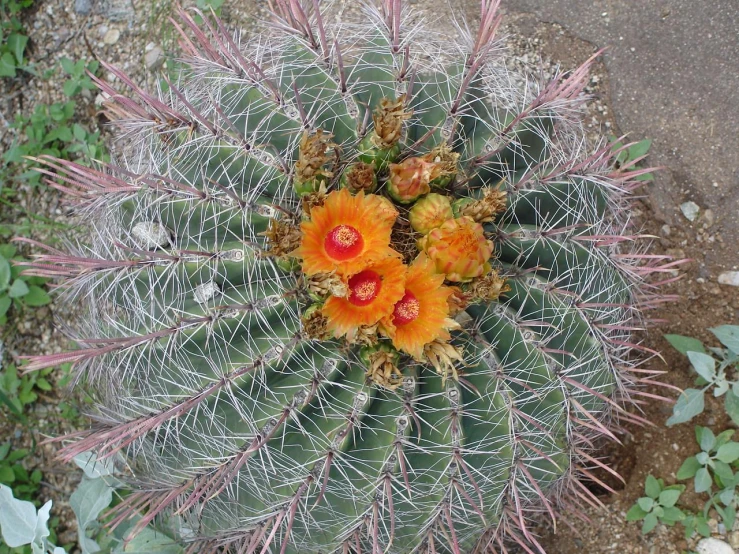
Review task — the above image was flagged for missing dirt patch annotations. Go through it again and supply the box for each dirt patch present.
[499,13,739,554]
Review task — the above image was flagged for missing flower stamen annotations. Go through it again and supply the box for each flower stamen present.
[348,270,382,306]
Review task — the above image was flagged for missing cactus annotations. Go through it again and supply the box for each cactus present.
[22,1,679,553]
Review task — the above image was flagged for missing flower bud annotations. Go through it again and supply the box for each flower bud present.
[418,216,493,282]
[387,157,441,204]
[409,193,453,234]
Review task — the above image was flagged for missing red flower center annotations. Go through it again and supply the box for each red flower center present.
[393,291,420,325]
[348,270,382,306]
[324,224,364,261]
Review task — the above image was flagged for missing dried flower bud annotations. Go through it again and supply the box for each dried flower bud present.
[455,187,508,223]
[294,130,336,194]
[422,143,460,188]
[341,161,378,193]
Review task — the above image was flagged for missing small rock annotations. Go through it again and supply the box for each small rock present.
[680,201,700,221]
[728,531,739,548]
[696,537,733,554]
[718,522,726,535]
[103,28,120,45]
[74,0,92,15]
[145,46,164,71]
[703,208,715,227]
[718,271,739,287]
[661,224,671,236]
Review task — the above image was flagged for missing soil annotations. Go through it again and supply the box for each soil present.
[0,1,737,553]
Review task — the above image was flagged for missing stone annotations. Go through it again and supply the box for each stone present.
[74,0,92,15]
[728,531,739,549]
[696,538,733,554]
[718,271,739,287]
[680,201,700,221]
[144,46,164,71]
[103,28,120,45]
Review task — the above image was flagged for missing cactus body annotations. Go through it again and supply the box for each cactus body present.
[25,2,675,553]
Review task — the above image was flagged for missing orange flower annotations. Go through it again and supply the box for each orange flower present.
[295,188,399,276]
[381,256,459,359]
[418,216,493,282]
[323,257,407,339]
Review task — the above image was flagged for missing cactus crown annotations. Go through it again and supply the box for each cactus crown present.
[23,1,676,553]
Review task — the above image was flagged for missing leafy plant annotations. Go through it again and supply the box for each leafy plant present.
[0,444,42,502]
[59,58,98,98]
[610,136,654,182]
[626,475,686,534]
[676,426,739,530]
[26,1,678,552]
[0,0,33,78]
[0,245,50,324]
[666,326,739,426]
[0,484,65,554]
[0,364,54,419]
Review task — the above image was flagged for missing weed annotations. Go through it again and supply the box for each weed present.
[666,326,739,426]
[626,475,686,534]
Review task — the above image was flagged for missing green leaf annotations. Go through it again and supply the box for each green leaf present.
[641,512,658,534]
[0,52,17,78]
[716,429,735,448]
[22,286,50,307]
[716,442,739,463]
[694,467,712,493]
[710,326,739,355]
[63,80,79,97]
[687,351,717,382]
[7,279,29,299]
[7,34,28,65]
[0,466,15,483]
[664,334,706,356]
[645,475,661,499]
[113,525,184,553]
[658,488,682,508]
[0,257,10,290]
[626,503,649,521]
[723,505,737,529]
[0,484,41,547]
[0,246,16,259]
[677,456,701,479]
[713,460,735,485]
[699,426,717,452]
[70,476,113,554]
[726,391,739,427]
[59,57,75,75]
[666,389,705,426]
[73,123,87,141]
[719,487,736,506]
[696,517,711,537]
[627,139,652,160]
[0,296,11,318]
[637,497,655,512]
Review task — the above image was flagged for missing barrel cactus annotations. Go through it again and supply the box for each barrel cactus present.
[24,1,675,552]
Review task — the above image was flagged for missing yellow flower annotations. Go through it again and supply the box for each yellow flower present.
[294,188,399,277]
[322,257,407,339]
[381,256,458,360]
[408,193,453,235]
[418,216,493,282]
